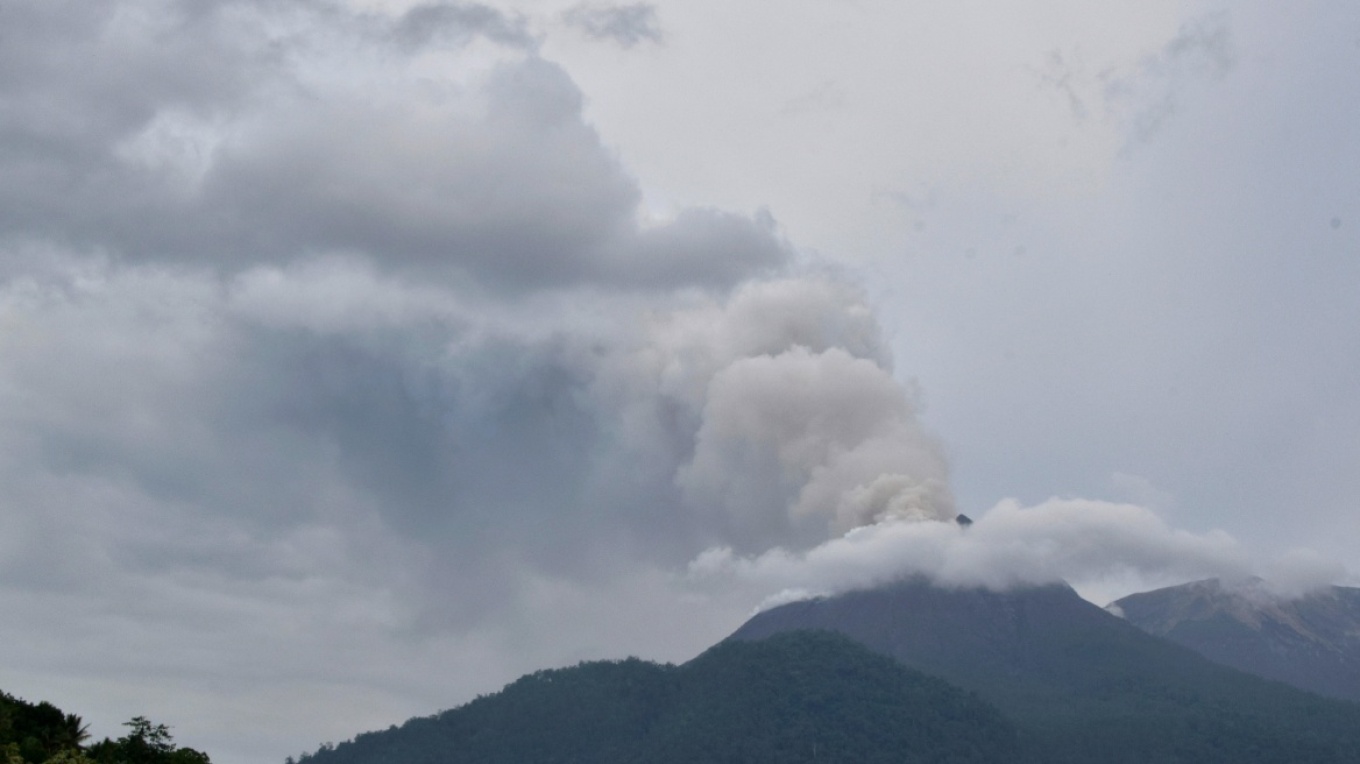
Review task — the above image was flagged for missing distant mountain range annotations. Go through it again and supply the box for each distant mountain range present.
[1111,578,1360,702]
[293,576,1360,764]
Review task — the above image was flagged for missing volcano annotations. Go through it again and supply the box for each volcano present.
[728,576,1360,762]
[289,576,1360,764]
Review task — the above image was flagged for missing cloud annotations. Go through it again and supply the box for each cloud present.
[0,244,940,676]
[1103,12,1236,146]
[1109,472,1176,511]
[562,3,663,48]
[390,2,535,50]
[1034,11,1236,149]
[0,234,950,603]
[686,497,1351,610]
[0,231,950,764]
[0,0,780,291]
[1263,548,1349,599]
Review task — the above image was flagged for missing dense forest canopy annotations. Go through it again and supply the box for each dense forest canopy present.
[0,692,207,764]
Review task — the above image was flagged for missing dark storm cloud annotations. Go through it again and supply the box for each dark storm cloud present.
[562,3,663,48]
[0,0,780,291]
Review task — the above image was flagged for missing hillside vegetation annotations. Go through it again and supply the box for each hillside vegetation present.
[1,691,208,764]
[295,630,1021,764]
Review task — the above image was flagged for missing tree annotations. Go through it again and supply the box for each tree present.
[123,719,173,756]
[87,717,208,764]
[58,716,89,751]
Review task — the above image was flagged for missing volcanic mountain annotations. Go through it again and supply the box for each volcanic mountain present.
[292,576,1360,764]
[729,577,1360,762]
[290,630,1021,764]
[1110,578,1360,702]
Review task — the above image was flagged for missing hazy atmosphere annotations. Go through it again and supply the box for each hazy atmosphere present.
[2,2,1358,763]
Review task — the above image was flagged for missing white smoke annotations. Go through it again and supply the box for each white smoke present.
[593,277,1347,601]
[679,346,952,544]
[590,276,955,553]
[686,497,1347,608]
[1262,548,1349,599]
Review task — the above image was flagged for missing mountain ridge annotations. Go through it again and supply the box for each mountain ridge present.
[1111,577,1360,702]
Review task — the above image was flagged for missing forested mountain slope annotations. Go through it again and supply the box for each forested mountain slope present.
[294,630,1020,764]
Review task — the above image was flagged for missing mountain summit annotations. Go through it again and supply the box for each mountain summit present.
[1110,578,1360,702]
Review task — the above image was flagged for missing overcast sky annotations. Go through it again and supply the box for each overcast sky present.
[2,2,1358,763]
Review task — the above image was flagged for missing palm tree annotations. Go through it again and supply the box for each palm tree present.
[59,714,89,750]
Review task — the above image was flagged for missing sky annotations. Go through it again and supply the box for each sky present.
[1,1,1358,763]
